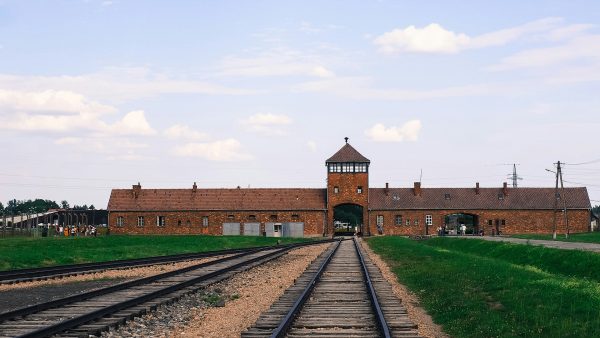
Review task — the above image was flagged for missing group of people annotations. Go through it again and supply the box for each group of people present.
[437,224,468,236]
[55,224,97,237]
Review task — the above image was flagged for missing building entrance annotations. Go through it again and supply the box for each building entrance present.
[333,204,363,236]
[443,213,479,235]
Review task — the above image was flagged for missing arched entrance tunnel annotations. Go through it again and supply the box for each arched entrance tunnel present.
[444,213,479,235]
[333,204,364,236]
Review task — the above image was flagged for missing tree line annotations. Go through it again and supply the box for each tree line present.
[0,199,96,215]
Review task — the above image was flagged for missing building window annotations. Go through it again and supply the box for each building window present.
[292,214,300,221]
[357,186,363,194]
[498,193,504,200]
[405,219,410,226]
[355,163,367,173]
[488,220,493,225]
[116,216,124,227]
[444,193,451,200]
[501,219,506,225]
[328,163,341,173]
[376,215,384,226]
[202,216,209,227]
[137,216,144,227]
[334,186,339,194]
[269,214,278,221]
[248,215,257,221]
[177,220,182,226]
[395,215,403,226]
[227,215,235,220]
[157,216,165,227]
[415,219,419,225]
[425,215,432,226]
[186,219,191,226]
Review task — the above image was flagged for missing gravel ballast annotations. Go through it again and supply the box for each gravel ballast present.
[99,243,331,338]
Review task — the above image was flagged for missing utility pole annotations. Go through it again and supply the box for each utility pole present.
[507,164,522,188]
[557,162,570,238]
[552,164,559,240]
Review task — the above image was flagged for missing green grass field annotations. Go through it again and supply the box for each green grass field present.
[512,232,600,243]
[367,236,600,338]
[0,235,312,271]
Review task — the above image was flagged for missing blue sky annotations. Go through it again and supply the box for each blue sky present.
[1,0,599,208]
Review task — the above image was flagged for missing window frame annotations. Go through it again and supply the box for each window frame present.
[425,215,433,226]
[116,216,124,227]
[376,215,384,226]
[137,216,144,227]
[395,215,403,226]
[157,216,165,227]
[202,216,209,227]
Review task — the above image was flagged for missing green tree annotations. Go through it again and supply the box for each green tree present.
[0,201,4,214]
[61,200,70,209]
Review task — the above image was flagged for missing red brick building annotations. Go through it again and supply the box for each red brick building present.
[108,141,592,237]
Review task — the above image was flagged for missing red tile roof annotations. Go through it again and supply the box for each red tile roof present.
[108,188,327,211]
[326,143,370,163]
[369,187,591,210]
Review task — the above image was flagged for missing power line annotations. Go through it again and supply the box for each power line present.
[564,158,600,166]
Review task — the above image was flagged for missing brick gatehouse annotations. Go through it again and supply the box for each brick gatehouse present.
[108,140,592,237]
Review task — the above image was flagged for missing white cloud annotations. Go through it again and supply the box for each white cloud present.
[0,67,256,105]
[240,113,293,135]
[0,89,116,115]
[218,49,335,78]
[111,110,156,136]
[374,17,572,54]
[374,23,470,54]
[365,121,422,142]
[164,124,209,141]
[294,76,510,101]
[54,136,150,161]
[173,139,253,162]
[489,34,600,71]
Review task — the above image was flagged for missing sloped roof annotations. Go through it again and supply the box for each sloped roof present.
[108,188,327,211]
[326,143,370,163]
[369,187,591,210]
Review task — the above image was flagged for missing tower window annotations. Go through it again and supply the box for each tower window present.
[334,186,339,194]
[357,186,363,194]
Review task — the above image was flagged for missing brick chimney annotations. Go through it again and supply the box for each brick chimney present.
[413,182,422,196]
[503,182,508,196]
[192,182,197,193]
[384,182,389,196]
[475,182,480,195]
[132,182,141,199]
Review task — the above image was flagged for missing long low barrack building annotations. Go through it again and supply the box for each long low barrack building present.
[108,140,592,237]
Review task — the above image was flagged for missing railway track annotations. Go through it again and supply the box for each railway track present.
[244,238,420,338]
[0,242,316,285]
[0,241,331,338]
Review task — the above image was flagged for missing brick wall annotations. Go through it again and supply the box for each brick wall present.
[109,210,326,237]
[367,209,590,236]
[326,172,369,235]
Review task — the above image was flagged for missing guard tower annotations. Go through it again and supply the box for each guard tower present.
[326,138,370,235]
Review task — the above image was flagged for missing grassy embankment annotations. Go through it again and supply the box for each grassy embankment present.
[367,236,600,338]
[512,232,600,243]
[0,235,312,271]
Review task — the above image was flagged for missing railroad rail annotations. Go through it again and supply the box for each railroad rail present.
[244,238,421,338]
[0,240,332,338]
[0,242,319,285]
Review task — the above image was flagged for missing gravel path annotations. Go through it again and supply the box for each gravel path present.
[463,236,600,252]
[0,256,228,292]
[359,238,449,338]
[0,279,127,313]
[98,243,330,338]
